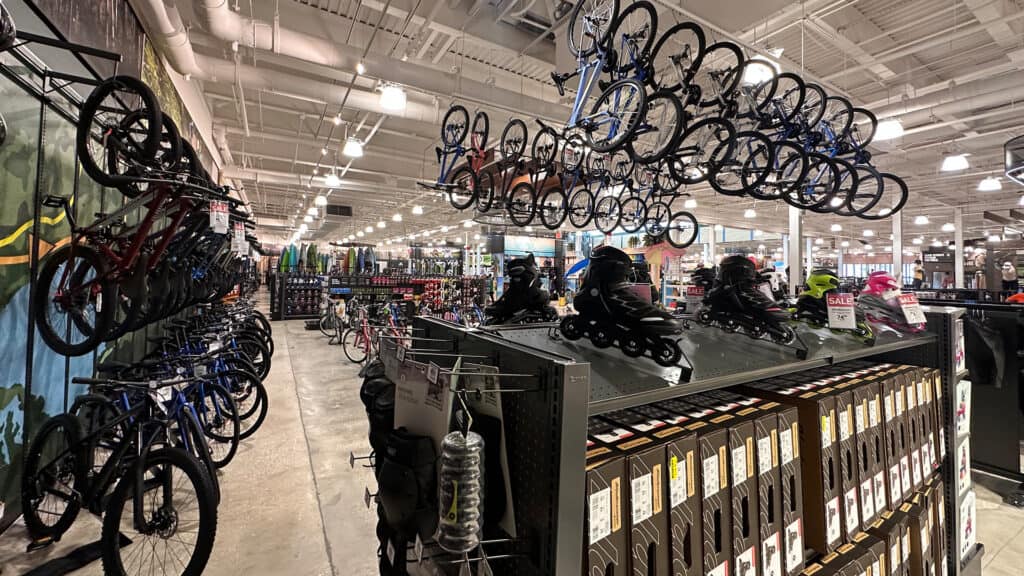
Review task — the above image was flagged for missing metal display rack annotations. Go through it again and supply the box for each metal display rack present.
[380,307,976,575]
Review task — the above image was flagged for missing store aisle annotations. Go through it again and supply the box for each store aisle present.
[976,475,1024,576]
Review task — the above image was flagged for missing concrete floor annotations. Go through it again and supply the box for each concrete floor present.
[3,308,1024,575]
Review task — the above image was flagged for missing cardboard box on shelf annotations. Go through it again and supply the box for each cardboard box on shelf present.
[777,405,806,576]
[850,532,888,576]
[928,478,948,576]
[834,390,862,540]
[853,381,886,525]
[901,370,925,493]
[881,373,911,506]
[649,426,703,576]
[753,402,786,576]
[699,427,733,576]
[903,497,934,576]
[584,444,627,576]
[867,510,910,576]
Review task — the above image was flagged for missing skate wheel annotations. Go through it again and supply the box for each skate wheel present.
[559,316,583,340]
[590,327,613,348]
[749,323,767,339]
[652,339,682,367]
[543,307,559,322]
[723,318,740,333]
[772,325,796,345]
[621,334,645,358]
[696,308,712,325]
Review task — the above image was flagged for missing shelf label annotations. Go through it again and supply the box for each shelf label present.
[210,201,228,234]
[631,473,653,525]
[826,293,856,330]
[898,293,927,325]
[589,487,612,544]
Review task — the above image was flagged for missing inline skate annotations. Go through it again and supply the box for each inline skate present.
[857,271,926,333]
[559,245,684,367]
[484,254,558,325]
[697,255,797,344]
[791,268,875,344]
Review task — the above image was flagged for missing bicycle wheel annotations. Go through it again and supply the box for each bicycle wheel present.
[194,384,240,468]
[470,110,489,150]
[606,1,657,76]
[752,141,807,201]
[33,244,115,356]
[799,83,827,129]
[70,393,125,477]
[648,21,706,92]
[21,414,85,539]
[631,90,683,165]
[446,164,478,211]
[665,211,699,248]
[568,187,596,228]
[101,447,218,576]
[500,119,528,163]
[531,124,559,167]
[475,170,496,213]
[221,370,267,439]
[104,284,144,342]
[342,328,369,363]
[695,42,744,108]
[736,59,778,120]
[710,130,774,197]
[809,157,859,214]
[857,173,909,220]
[540,188,569,230]
[783,152,838,210]
[441,105,469,148]
[618,194,647,233]
[835,165,883,217]
[561,134,589,173]
[593,195,622,232]
[235,335,271,380]
[668,117,736,185]
[319,313,335,337]
[820,95,854,141]
[644,201,672,236]
[586,79,647,153]
[567,0,620,57]
[766,72,805,128]
[849,107,878,149]
[77,75,163,188]
[609,147,635,183]
[507,182,537,226]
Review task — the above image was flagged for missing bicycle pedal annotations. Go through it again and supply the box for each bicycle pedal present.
[27,536,56,552]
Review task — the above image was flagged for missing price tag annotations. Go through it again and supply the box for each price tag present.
[232,222,246,254]
[826,293,856,330]
[210,201,229,234]
[396,345,407,363]
[703,454,720,498]
[669,455,687,507]
[427,362,439,385]
[898,293,927,325]
[685,285,704,311]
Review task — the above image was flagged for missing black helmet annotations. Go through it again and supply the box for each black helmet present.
[0,1,16,52]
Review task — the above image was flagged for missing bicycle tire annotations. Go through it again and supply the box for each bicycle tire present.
[736,58,779,118]
[607,1,657,76]
[668,117,736,185]
[561,134,589,173]
[507,182,538,226]
[608,147,635,182]
[594,195,622,232]
[849,107,878,148]
[76,76,163,188]
[101,447,218,576]
[665,211,699,248]
[644,201,672,236]
[766,72,805,128]
[319,313,335,337]
[618,195,646,233]
[800,83,827,129]
[631,89,684,165]
[809,156,859,214]
[342,328,369,363]
[586,78,647,152]
[441,105,469,148]
[194,383,240,468]
[568,187,596,228]
[70,393,125,477]
[104,284,144,342]
[446,164,478,211]
[471,110,489,150]
[476,170,496,213]
[857,173,908,220]
[648,21,706,92]
[540,188,569,230]
[710,130,774,196]
[835,164,883,217]
[21,414,85,539]
[783,152,838,210]
[34,244,115,356]
[821,95,854,141]
[750,141,806,201]
[567,0,620,58]
[234,334,271,380]
[696,42,745,108]
[531,124,559,167]
[500,118,528,163]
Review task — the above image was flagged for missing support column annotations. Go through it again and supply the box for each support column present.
[805,237,813,275]
[892,210,904,283]
[837,238,844,273]
[788,206,802,296]
[954,207,965,288]
[708,226,717,266]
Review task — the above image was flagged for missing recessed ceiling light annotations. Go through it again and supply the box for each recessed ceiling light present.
[303,215,313,223]
[392,213,403,222]
[377,221,386,228]
[684,199,698,209]
[914,215,929,225]
[463,220,473,228]
[357,231,364,237]
[380,85,407,112]
[830,223,842,232]
[863,229,874,237]
[743,209,756,218]
[365,226,373,233]
[988,234,1001,242]
[412,205,424,215]
[343,137,364,158]
[356,62,366,75]
[941,223,955,232]
[333,114,342,126]
[307,207,318,216]
[912,237,923,245]
[315,194,328,206]
[814,238,823,245]
[840,241,850,247]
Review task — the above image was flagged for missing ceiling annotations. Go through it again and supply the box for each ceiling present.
[133,0,1024,250]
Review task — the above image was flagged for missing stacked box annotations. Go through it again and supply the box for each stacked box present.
[852,380,886,526]
[903,496,934,576]
[584,441,627,575]
[834,390,862,540]
[649,426,702,576]
[868,510,910,576]
[901,370,925,493]
[880,372,908,510]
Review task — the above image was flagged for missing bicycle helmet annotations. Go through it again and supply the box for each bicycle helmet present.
[0,1,15,52]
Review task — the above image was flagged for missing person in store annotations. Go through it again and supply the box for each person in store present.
[1001,262,1019,291]
[912,260,925,289]
[942,271,954,289]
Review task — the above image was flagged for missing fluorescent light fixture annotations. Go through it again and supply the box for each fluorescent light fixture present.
[315,194,329,206]
[874,119,904,141]
[377,221,386,228]
[863,244,873,250]
[324,173,341,188]
[333,115,342,126]
[742,57,779,85]
[947,244,955,251]
[841,241,850,247]
[307,207,318,216]
[912,237,923,245]
[365,226,374,233]
[299,223,308,233]
[303,215,313,223]
[812,246,820,252]
[941,223,955,232]
[988,234,1001,242]
[863,229,875,237]
[343,137,364,158]
[320,147,328,156]
[683,199,698,209]
[356,62,366,75]
[392,213,403,222]
[743,208,756,218]
[830,223,842,232]
[348,234,355,240]
[754,229,763,237]
[914,215,929,225]
[473,234,480,240]
[422,229,431,236]
[1019,195,1024,207]
[525,225,534,232]
[932,240,942,247]
[463,220,473,228]
[357,231,364,237]
[412,205,424,215]
[380,85,407,112]
[978,176,1002,191]
[814,238,823,245]
[940,153,969,171]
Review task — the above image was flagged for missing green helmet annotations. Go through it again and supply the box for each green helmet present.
[802,268,840,298]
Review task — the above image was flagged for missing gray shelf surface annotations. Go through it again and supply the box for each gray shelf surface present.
[483,320,935,415]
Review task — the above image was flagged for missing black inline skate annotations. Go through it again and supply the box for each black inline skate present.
[791,268,875,344]
[697,255,797,345]
[559,245,684,367]
[484,254,558,325]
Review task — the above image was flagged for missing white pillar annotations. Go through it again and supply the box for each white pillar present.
[837,239,844,273]
[708,226,717,266]
[892,210,904,283]
[954,207,965,288]
[788,206,802,296]
[805,237,813,275]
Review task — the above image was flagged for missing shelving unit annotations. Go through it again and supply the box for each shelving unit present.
[274,273,323,320]
[377,306,973,576]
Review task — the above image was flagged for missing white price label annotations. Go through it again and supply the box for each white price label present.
[869,398,880,427]
[732,445,748,486]
[912,450,923,485]
[780,428,794,465]
[758,436,772,476]
[703,454,720,498]
[874,472,887,512]
[845,487,860,536]
[631,474,653,525]
[826,496,842,545]
[210,201,229,234]
[900,456,912,494]
[707,560,729,576]
[885,393,894,422]
[589,488,612,544]
[855,403,867,434]
[839,408,851,441]
[396,345,406,363]
[785,519,803,573]
[762,532,782,576]
[898,293,927,325]
[890,465,903,503]
[210,341,222,352]
[670,456,687,508]
[736,545,756,576]
[827,293,856,330]
[427,362,439,385]
[860,479,875,523]
[821,414,833,449]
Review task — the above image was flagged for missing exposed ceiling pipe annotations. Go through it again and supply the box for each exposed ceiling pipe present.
[872,72,1024,126]
[223,165,422,198]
